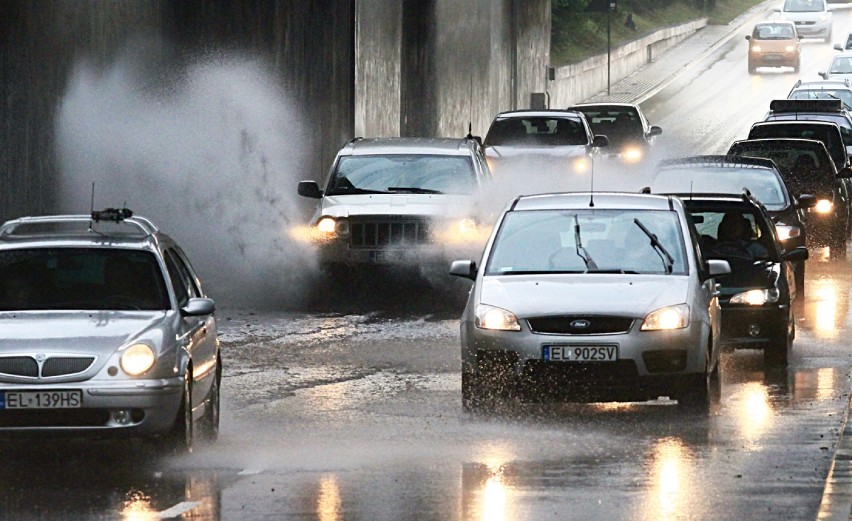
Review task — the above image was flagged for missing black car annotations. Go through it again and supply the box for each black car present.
[728,138,851,260]
[763,99,852,159]
[677,192,808,367]
[568,102,662,165]
[650,155,815,293]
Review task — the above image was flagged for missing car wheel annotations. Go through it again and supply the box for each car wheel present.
[167,372,194,454]
[199,362,221,443]
[748,62,757,74]
[794,261,805,300]
[765,328,792,368]
[677,373,710,410]
[793,58,800,73]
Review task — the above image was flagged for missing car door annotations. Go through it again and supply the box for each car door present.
[163,249,217,410]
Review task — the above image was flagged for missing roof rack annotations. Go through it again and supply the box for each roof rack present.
[769,99,843,113]
[657,154,777,170]
[0,210,158,239]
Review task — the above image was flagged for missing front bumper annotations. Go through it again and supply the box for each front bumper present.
[318,241,481,267]
[792,21,831,37]
[0,377,182,435]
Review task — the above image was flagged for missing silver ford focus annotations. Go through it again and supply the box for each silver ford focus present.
[0,209,219,452]
[450,192,730,410]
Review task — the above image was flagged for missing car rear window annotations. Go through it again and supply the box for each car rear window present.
[485,209,687,275]
[485,117,589,146]
[748,124,845,167]
[788,89,852,111]
[0,248,170,311]
[728,143,836,195]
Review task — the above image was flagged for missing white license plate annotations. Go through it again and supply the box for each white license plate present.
[0,390,83,409]
[543,345,618,362]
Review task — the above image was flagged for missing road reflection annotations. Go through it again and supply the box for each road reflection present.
[646,437,688,521]
[317,475,342,521]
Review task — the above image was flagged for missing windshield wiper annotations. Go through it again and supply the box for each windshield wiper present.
[823,93,852,110]
[633,218,674,274]
[574,215,598,271]
[495,270,585,275]
[329,186,386,195]
[387,186,444,194]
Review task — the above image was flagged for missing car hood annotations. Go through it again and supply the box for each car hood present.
[478,274,690,317]
[318,194,474,219]
[0,311,170,356]
[485,145,588,159]
[715,260,781,298]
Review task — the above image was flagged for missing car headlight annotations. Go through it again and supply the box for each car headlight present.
[313,217,349,241]
[729,288,780,306]
[751,45,762,53]
[622,146,643,163]
[775,224,801,241]
[641,304,689,331]
[475,304,521,331]
[819,14,828,22]
[815,199,833,214]
[785,45,796,53]
[120,344,156,376]
[572,157,591,174]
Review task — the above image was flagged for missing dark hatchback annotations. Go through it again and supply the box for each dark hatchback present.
[650,155,815,292]
[728,138,851,259]
[678,193,808,367]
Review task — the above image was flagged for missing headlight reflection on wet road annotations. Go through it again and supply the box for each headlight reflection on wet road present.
[734,382,772,444]
[317,475,342,521]
[646,437,687,521]
[813,280,839,339]
[121,490,156,521]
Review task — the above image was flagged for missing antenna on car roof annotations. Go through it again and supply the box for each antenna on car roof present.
[589,164,595,208]
[89,182,96,230]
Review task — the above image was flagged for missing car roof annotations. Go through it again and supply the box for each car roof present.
[730,137,830,154]
[790,79,852,90]
[0,212,166,251]
[493,109,584,120]
[568,103,638,110]
[337,137,480,156]
[657,154,778,171]
[510,192,678,212]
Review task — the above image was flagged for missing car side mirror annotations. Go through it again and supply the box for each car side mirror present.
[819,71,829,80]
[648,126,662,137]
[592,135,609,148]
[781,246,809,262]
[298,180,323,199]
[796,194,817,208]
[181,297,215,317]
[745,35,751,41]
[449,260,478,280]
[703,259,731,281]
[835,43,843,51]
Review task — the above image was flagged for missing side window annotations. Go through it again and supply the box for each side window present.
[173,248,202,298]
[164,250,190,307]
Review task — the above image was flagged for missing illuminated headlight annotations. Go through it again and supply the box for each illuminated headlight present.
[641,304,689,331]
[475,304,521,331]
[775,224,801,241]
[818,14,828,22]
[815,199,834,214]
[751,45,763,53]
[784,45,796,52]
[314,217,349,240]
[730,288,780,305]
[120,344,156,376]
[572,157,591,174]
[622,146,643,163]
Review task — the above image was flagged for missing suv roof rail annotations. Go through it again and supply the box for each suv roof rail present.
[657,154,777,170]
[769,98,843,113]
[0,210,158,239]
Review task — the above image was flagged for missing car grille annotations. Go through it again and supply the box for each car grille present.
[794,21,815,26]
[527,316,634,335]
[349,217,430,248]
[0,356,96,379]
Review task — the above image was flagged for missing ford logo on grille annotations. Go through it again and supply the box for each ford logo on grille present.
[570,319,591,329]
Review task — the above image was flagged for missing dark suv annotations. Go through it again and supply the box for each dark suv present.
[728,138,852,259]
[677,192,808,367]
[764,99,852,159]
[650,155,815,292]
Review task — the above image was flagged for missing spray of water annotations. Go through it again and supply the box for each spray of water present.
[55,42,318,308]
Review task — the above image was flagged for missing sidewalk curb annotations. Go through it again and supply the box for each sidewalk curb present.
[631,0,778,104]
[818,388,852,520]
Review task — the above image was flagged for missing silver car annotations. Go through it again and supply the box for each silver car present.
[0,209,220,452]
[450,193,730,410]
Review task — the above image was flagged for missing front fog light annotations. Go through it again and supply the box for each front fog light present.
[475,304,521,331]
[120,344,156,376]
[730,288,780,305]
[815,199,833,214]
[112,409,132,425]
[775,224,800,241]
[641,304,689,331]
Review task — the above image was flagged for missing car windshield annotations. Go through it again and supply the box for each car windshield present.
[485,117,588,146]
[728,143,836,195]
[573,106,643,142]
[830,57,852,74]
[325,154,477,196]
[754,24,795,40]
[652,166,788,209]
[485,209,687,275]
[788,89,852,110]
[0,248,170,311]
[690,209,775,262]
[783,0,824,12]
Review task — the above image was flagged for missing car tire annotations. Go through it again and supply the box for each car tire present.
[765,322,793,368]
[793,58,800,73]
[166,372,194,454]
[794,261,805,300]
[748,62,757,75]
[677,373,711,410]
[199,361,221,443]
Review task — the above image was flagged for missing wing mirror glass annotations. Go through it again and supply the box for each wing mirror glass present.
[782,246,809,263]
[298,180,323,199]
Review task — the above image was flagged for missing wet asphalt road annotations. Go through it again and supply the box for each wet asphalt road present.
[6,8,852,521]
